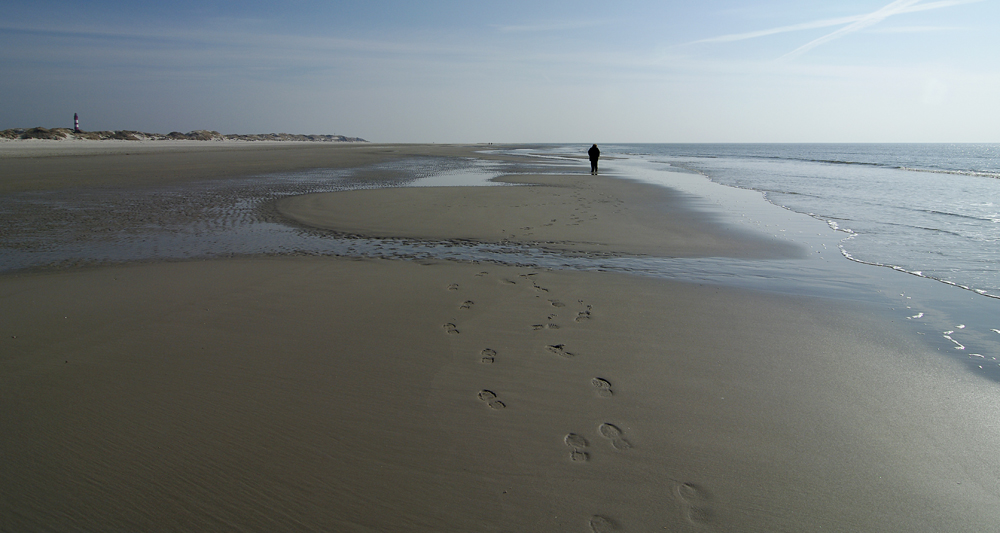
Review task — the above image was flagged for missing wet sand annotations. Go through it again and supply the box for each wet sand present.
[3,142,1000,531]
[0,140,503,193]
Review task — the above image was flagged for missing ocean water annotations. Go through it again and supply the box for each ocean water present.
[565,143,1000,299]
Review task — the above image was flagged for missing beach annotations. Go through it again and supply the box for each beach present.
[3,142,1000,531]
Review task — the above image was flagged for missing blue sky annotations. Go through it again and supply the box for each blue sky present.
[1,0,996,142]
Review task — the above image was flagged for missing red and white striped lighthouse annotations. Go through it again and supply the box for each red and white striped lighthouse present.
[74,113,80,133]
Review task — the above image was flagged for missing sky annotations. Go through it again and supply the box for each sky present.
[1,0,997,143]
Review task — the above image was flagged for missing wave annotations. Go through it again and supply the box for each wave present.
[663,150,1000,180]
[838,247,1000,300]
[773,157,1000,180]
[807,158,882,167]
[921,209,996,223]
[666,152,889,168]
[897,166,1000,179]
[875,220,967,238]
[761,156,1000,180]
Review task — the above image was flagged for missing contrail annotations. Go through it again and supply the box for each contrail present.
[778,0,923,60]
[682,0,982,48]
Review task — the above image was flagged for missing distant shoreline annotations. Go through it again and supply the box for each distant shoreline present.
[1,127,367,143]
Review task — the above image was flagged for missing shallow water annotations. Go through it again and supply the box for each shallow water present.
[0,156,508,271]
[2,146,999,383]
[597,143,1000,298]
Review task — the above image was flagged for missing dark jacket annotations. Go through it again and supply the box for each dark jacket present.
[588,144,600,161]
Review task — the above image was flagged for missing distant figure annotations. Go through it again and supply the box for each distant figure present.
[74,113,80,133]
[588,144,600,175]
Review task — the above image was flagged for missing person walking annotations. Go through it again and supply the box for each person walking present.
[588,144,600,175]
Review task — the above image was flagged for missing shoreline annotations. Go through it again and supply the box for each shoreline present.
[3,143,1000,530]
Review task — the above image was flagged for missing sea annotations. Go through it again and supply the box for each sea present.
[2,142,999,380]
[601,143,1000,298]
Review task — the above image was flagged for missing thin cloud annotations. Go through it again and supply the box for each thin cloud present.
[493,20,603,33]
[899,0,986,12]
[684,0,982,47]
[0,22,464,58]
[866,25,961,33]
[685,15,865,45]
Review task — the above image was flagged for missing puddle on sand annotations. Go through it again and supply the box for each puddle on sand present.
[0,156,510,273]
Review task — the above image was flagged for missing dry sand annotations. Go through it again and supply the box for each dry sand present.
[2,142,1000,531]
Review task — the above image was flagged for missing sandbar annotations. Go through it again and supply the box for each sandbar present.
[277,173,803,259]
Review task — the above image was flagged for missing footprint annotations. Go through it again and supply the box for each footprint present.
[589,515,618,532]
[478,389,506,410]
[460,300,474,310]
[443,323,460,335]
[475,271,489,277]
[548,299,566,308]
[591,378,613,397]
[481,348,496,364]
[448,283,460,291]
[546,344,575,358]
[564,433,590,462]
[677,482,713,525]
[500,278,516,285]
[531,323,560,331]
[576,304,593,322]
[598,423,632,450]
[598,423,622,438]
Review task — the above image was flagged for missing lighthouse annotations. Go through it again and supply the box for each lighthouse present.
[74,113,80,133]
